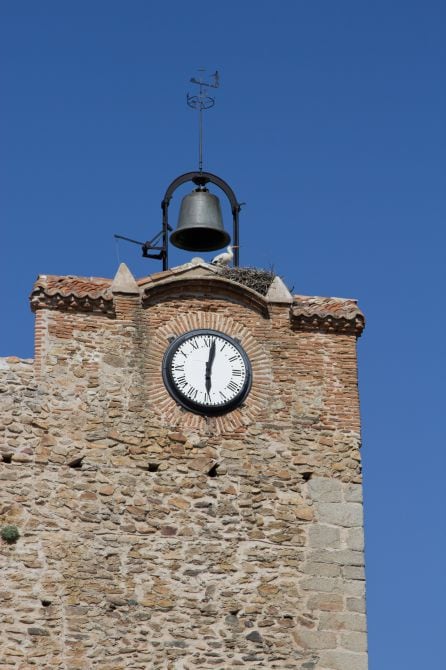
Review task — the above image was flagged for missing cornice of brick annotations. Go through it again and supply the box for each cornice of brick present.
[30,275,114,315]
[291,296,365,336]
[29,271,365,336]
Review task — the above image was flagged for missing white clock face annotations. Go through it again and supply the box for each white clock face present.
[163,330,252,414]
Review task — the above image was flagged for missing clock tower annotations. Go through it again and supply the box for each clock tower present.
[1,67,367,670]
[0,256,367,669]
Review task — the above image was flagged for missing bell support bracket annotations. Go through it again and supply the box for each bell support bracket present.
[161,171,241,271]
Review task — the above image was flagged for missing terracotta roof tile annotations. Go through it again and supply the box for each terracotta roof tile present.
[292,295,361,318]
[34,274,113,300]
[291,295,365,335]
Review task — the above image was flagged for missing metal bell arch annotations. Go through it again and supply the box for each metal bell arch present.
[161,172,241,270]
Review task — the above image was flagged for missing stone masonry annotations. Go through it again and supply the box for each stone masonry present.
[0,260,367,669]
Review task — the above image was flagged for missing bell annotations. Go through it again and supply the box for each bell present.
[170,188,231,252]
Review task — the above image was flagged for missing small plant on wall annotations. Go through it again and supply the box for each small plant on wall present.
[1,525,20,545]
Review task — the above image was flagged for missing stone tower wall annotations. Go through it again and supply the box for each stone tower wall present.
[0,265,367,670]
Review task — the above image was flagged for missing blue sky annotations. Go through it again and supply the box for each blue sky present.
[1,2,445,667]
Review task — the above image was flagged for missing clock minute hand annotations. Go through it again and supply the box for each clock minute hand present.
[205,340,216,393]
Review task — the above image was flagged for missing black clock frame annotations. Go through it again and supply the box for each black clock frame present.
[162,329,252,416]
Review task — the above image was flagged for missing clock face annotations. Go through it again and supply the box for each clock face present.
[162,329,252,415]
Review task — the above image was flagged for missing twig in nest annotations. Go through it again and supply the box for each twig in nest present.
[218,267,277,296]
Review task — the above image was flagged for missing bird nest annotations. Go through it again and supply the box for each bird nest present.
[218,266,276,296]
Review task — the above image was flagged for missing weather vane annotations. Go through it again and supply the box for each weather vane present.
[187,69,220,172]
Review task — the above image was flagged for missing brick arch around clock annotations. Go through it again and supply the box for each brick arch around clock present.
[142,299,275,435]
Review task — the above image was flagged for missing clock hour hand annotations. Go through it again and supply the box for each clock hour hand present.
[205,340,216,393]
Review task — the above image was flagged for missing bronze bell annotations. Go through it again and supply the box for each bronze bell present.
[170,188,231,252]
